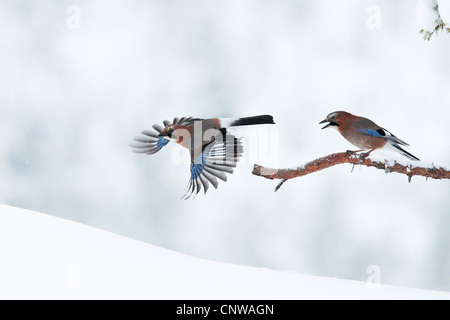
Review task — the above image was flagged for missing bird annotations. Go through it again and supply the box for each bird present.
[130,115,275,198]
[319,111,420,161]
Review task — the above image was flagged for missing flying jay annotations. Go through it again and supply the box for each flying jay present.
[131,115,275,198]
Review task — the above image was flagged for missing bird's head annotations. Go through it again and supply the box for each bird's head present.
[159,125,175,140]
[319,111,348,129]
[159,124,187,144]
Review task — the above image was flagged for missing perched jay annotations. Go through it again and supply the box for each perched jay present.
[319,111,420,161]
[130,115,275,198]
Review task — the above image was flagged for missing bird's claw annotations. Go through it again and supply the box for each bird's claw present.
[358,151,372,163]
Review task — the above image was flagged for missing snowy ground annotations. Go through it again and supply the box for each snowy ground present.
[0,204,448,300]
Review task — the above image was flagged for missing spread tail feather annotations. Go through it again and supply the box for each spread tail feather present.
[227,115,275,127]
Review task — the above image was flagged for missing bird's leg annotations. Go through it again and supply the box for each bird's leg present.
[358,149,375,163]
[346,150,365,168]
[346,149,364,157]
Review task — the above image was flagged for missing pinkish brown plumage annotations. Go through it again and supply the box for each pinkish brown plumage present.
[320,111,419,161]
[131,115,275,198]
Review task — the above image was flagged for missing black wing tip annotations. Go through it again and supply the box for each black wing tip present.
[392,144,420,161]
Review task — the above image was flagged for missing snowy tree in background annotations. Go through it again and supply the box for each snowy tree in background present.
[417,0,450,40]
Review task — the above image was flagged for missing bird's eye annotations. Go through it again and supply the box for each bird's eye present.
[330,115,336,121]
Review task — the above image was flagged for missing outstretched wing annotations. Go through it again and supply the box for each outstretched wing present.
[130,117,202,155]
[176,117,203,126]
[182,131,244,199]
[129,124,169,155]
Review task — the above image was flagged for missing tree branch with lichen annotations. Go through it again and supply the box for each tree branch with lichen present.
[252,151,450,192]
[419,21,447,40]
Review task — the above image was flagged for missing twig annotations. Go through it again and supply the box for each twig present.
[252,151,450,192]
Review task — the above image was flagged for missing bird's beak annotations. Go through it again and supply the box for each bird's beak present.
[319,119,330,129]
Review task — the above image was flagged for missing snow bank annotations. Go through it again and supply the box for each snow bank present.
[0,204,448,300]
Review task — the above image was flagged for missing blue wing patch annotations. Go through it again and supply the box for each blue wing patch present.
[359,128,384,137]
[190,155,206,180]
[182,153,209,200]
[182,136,243,199]
[157,138,169,149]
[130,130,170,155]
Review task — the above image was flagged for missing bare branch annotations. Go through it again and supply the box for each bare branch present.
[252,151,450,191]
